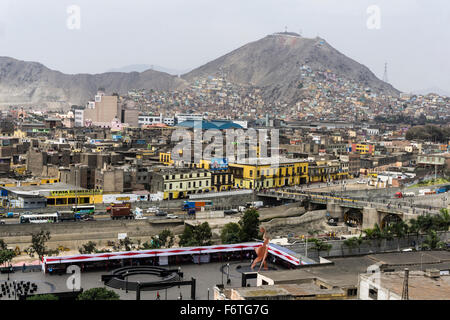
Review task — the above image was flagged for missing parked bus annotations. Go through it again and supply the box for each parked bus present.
[73,205,95,216]
[20,213,59,224]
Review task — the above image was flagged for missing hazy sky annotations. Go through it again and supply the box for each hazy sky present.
[0,0,449,93]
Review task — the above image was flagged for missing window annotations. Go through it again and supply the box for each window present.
[368,287,378,300]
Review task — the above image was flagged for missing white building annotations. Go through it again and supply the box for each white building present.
[74,109,85,127]
[138,114,175,126]
[175,113,203,123]
[358,269,450,300]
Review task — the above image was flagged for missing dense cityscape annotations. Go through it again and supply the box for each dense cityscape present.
[0,1,449,308]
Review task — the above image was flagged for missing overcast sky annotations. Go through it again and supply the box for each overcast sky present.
[0,0,449,94]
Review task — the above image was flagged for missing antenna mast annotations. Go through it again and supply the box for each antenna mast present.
[383,62,389,83]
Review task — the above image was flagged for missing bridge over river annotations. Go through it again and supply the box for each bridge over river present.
[257,189,443,230]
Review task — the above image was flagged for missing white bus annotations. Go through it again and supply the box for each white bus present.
[19,213,59,224]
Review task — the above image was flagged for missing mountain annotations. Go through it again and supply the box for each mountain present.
[413,86,450,97]
[0,33,401,109]
[183,33,400,103]
[0,57,187,108]
[108,64,191,76]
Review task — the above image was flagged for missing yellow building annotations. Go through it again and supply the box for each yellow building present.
[45,189,103,206]
[352,143,375,155]
[159,152,174,165]
[308,160,349,183]
[149,168,212,200]
[229,158,308,190]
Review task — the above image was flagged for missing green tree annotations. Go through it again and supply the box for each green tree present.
[26,231,51,261]
[0,239,7,250]
[0,248,15,267]
[238,208,260,242]
[220,223,241,244]
[194,222,213,246]
[179,223,213,247]
[343,237,358,253]
[150,236,162,249]
[26,294,59,301]
[179,225,198,247]
[79,241,97,254]
[310,238,332,256]
[77,287,120,300]
[159,229,174,248]
[421,230,446,250]
[119,237,133,251]
[407,218,420,242]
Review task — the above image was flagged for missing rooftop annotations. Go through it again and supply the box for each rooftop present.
[361,271,450,300]
[2,183,87,195]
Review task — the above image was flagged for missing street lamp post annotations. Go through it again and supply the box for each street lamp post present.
[305,236,308,259]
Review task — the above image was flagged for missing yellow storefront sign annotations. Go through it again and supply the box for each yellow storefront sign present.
[50,189,103,197]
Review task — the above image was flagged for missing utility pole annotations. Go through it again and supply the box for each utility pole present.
[382,62,389,84]
[401,268,409,300]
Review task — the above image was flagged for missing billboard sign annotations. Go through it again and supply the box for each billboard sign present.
[210,158,228,170]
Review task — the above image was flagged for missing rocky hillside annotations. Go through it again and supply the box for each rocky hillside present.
[0,57,187,108]
[183,33,399,103]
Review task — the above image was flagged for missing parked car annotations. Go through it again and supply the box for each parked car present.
[0,220,5,225]
[155,210,168,217]
[224,209,239,215]
[166,214,178,219]
[135,216,148,220]
[146,207,158,213]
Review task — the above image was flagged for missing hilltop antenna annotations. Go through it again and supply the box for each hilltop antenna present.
[383,62,389,83]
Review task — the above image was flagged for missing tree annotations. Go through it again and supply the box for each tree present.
[421,230,446,250]
[194,222,213,246]
[220,223,241,244]
[407,218,420,242]
[386,221,409,251]
[0,248,15,268]
[179,222,212,247]
[238,208,260,242]
[26,231,51,261]
[179,225,198,247]
[77,287,120,300]
[79,241,97,254]
[0,239,7,250]
[159,229,174,248]
[310,238,332,257]
[363,224,384,252]
[27,294,59,301]
[149,236,162,249]
[343,237,358,253]
[119,237,133,251]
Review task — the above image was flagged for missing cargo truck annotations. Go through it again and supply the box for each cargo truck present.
[182,200,213,211]
[57,211,81,222]
[109,204,134,220]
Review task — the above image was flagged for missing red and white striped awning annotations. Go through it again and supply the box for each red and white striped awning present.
[43,242,303,267]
